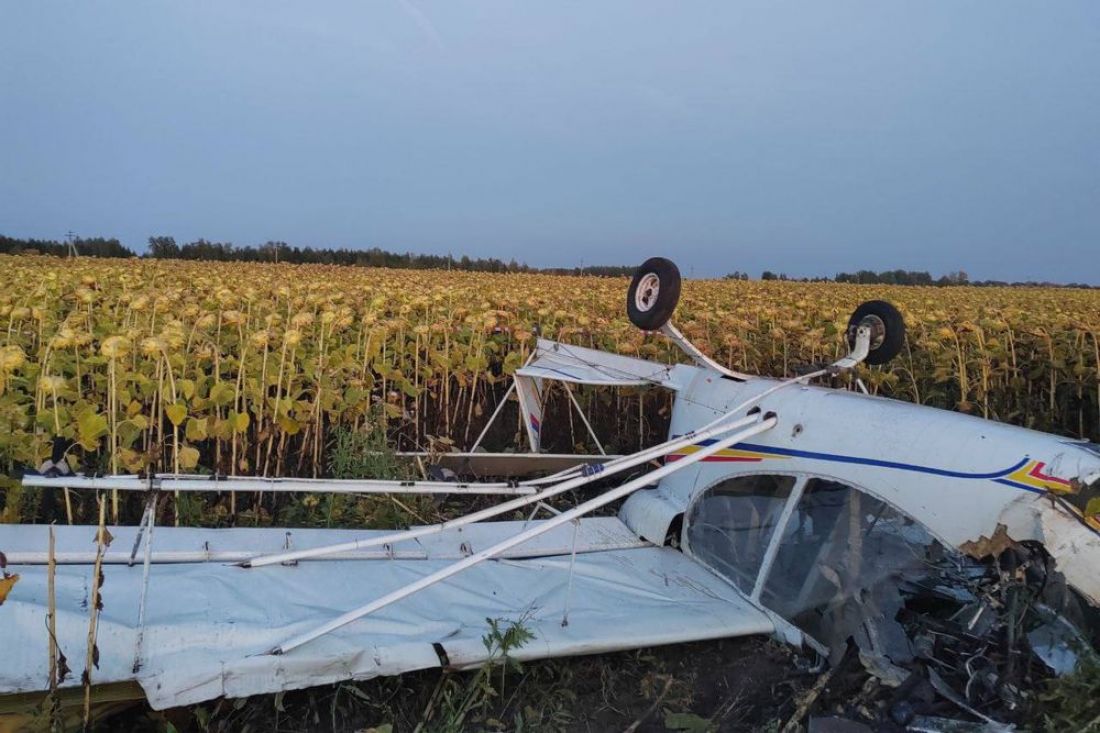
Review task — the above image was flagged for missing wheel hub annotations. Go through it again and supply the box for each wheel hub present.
[635,273,661,312]
[858,314,887,350]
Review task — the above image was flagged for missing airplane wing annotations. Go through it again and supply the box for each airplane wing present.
[512,339,696,450]
[0,520,774,710]
[516,339,693,389]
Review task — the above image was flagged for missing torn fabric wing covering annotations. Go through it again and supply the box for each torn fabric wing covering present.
[517,339,691,389]
[0,520,774,710]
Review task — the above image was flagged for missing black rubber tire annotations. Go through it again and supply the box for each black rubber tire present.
[626,257,682,330]
[847,300,905,365]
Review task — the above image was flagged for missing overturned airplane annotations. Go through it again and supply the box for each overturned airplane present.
[2,258,1098,723]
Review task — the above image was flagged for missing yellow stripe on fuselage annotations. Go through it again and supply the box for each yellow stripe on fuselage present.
[670,445,788,462]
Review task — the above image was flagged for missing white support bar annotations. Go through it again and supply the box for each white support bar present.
[563,383,606,455]
[4,549,430,565]
[133,499,156,673]
[21,474,538,496]
[246,365,826,569]
[3,536,645,566]
[830,324,871,371]
[20,476,151,492]
[244,412,761,569]
[269,415,778,655]
[468,381,516,453]
[660,322,751,380]
[751,477,808,603]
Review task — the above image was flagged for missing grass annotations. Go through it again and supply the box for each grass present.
[1033,656,1100,732]
[86,636,794,732]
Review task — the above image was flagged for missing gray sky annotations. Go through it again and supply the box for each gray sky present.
[2,2,1098,282]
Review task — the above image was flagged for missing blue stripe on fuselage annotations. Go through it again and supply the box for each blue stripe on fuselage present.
[687,437,1030,481]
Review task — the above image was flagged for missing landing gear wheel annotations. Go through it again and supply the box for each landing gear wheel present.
[847,300,905,365]
[627,257,681,331]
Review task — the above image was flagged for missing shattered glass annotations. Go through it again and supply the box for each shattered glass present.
[750,477,1094,727]
[759,478,937,621]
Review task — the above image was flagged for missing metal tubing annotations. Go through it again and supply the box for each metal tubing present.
[244,413,761,569]
[21,474,538,496]
[564,383,606,455]
[247,367,821,569]
[4,550,431,565]
[133,502,156,672]
[660,322,751,380]
[4,538,649,566]
[269,415,777,655]
[750,477,807,602]
[468,381,516,453]
[21,476,150,491]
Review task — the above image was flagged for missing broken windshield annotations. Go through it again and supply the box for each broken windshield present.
[759,477,937,621]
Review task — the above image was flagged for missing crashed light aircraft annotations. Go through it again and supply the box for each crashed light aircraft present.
[2,258,1098,715]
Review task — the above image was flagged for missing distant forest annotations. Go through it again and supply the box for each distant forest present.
[0,234,134,259]
[0,234,634,277]
[0,233,1093,288]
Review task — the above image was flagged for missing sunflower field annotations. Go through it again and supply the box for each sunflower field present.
[0,253,1097,515]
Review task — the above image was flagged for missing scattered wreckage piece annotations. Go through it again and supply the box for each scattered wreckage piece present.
[2,257,1098,725]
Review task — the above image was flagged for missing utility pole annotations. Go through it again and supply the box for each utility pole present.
[65,230,78,258]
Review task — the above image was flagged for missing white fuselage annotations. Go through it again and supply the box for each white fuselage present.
[621,364,1100,604]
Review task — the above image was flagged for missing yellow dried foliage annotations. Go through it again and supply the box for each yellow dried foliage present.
[0,254,1096,484]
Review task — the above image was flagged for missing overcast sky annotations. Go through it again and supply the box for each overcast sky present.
[2,2,1098,282]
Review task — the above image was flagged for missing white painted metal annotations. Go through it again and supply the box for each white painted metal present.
[634,272,661,311]
[563,382,606,455]
[516,338,691,389]
[621,367,1100,605]
[750,477,808,602]
[514,373,546,452]
[246,363,832,569]
[244,413,762,568]
[21,474,539,496]
[830,324,871,371]
[561,518,581,626]
[270,415,778,654]
[468,380,516,454]
[659,322,751,380]
[133,504,155,672]
[1,523,772,709]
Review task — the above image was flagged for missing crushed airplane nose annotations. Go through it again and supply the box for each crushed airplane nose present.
[958,446,1100,608]
[771,502,1098,730]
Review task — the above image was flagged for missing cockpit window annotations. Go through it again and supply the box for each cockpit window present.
[684,474,797,595]
[759,478,937,623]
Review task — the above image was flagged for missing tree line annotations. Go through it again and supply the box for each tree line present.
[0,234,133,259]
[758,267,1094,289]
[0,233,1093,287]
[1,233,637,277]
[145,236,536,272]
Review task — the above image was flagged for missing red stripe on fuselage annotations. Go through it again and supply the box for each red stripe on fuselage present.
[666,454,763,463]
[1029,462,1072,487]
